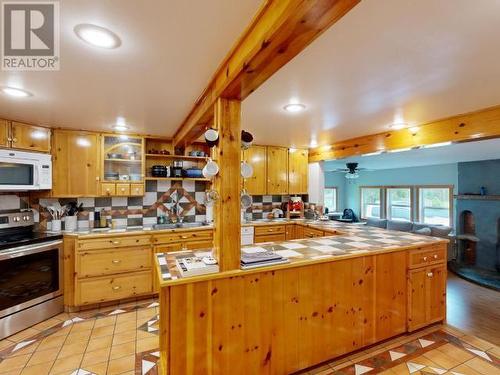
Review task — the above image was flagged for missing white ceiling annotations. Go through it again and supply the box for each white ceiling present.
[0,0,261,136]
[242,0,500,148]
[323,138,500,171]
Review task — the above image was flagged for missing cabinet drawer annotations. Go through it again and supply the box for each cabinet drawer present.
[303,227,324,238]
[77,247,151,277]
[130,183,144,196]
[116,183,130,196]
[153,230,213,244]
[408,245,446,269]
[254,233,286,243]
[254,225,285,236]
[76,271,152,305]
[78,235,151,250]
[101,183,116,196]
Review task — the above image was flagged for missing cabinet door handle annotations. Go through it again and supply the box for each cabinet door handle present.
[12,138,17,143]
[112,241,120,245]
[433,254,438,259]
[112,259,121,264]
[427,272,433,278]
[181,235,189,239]
[112,285,122,291]
[423,256,428,262]
[268,229,274,232]
[121,188,125,192]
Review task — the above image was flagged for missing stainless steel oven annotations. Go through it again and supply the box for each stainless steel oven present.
[0,240,63,339]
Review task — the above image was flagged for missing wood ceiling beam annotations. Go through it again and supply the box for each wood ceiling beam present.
[172,0,361,148]
[308,105,500,162]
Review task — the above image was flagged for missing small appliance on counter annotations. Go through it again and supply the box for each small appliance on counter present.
[0,210,63,339]
[172,160,183,177]
[287,196,304,218]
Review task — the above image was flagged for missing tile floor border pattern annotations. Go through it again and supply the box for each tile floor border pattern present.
[295,327,500,375]
[0,300,159,361]
[131,327,500,375]
[1,300,499,375]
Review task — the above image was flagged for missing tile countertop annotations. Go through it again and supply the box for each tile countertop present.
[56,218,330,238]
[155,221,449,287]
[59,224,214,238]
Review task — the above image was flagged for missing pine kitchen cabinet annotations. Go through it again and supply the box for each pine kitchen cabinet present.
[101,134,145,196]
[288,148,308,194]
[407,244,447,331]
[52,130,101,197]
[243,145,267,195]
[0,120,51,152]
[267,146,289,194]
[0,119,9,147]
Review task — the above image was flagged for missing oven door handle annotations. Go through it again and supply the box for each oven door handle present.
[0,240,62,260]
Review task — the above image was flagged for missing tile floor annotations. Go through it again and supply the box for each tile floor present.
[0,299,498,375]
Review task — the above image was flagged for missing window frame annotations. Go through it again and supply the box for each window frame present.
[360,186,384,220]
[416,185,454,227]
[323,186,338,213]
[385,186,413,222]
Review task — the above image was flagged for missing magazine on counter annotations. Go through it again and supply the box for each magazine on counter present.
[175,254,218,277]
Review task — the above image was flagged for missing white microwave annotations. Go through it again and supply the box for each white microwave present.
[0,149,52,191]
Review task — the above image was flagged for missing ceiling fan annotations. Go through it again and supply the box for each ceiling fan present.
[333,162,367,179]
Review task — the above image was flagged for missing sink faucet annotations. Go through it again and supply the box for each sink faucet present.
[171,190,183,224]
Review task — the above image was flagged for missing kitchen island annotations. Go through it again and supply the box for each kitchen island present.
[155,222,448,374]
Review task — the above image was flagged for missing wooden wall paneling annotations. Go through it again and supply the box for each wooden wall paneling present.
[212,98,241,271]
[162,250,418,373]
[173,0,360,147]
[374,252,407,341]
[309,104,500,162]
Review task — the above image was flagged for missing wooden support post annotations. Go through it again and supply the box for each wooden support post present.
[213,98,241,271]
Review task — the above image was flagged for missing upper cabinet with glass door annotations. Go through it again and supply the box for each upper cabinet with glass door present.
[101,135,145,196]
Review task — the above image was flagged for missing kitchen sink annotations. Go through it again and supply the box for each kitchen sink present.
[153,222,207,230]
[251,218,288,223]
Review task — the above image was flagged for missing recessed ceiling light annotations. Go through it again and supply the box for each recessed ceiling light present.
[388,147,412,153]
[362,150,384,157]
[389,122,407,130]
[1,87,33,98]
[112,125,129,132]
[284,103,306,113]
[74,24,121,49]
[422,141,452,149]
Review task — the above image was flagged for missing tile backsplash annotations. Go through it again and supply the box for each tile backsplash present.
[0,188,308,230]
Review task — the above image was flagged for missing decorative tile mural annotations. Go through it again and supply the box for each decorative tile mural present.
[0,187,308,231]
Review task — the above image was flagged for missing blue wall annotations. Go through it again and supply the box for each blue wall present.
[457,159,500,270]
[325,163,458,216]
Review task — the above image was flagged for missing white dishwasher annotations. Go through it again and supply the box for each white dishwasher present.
[241,226,254,245]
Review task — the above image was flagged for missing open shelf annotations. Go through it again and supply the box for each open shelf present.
[145,177,211,182]
[454,194,500,201]
[104,159,142,163]
[145,154,208,161]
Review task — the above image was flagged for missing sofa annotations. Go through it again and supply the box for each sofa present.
[365,217,454,259]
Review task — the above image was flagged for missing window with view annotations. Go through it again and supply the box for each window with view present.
[324,187,337,213]
[361,188,381,218]
[418,187,451,226]
[387,187,412,221]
